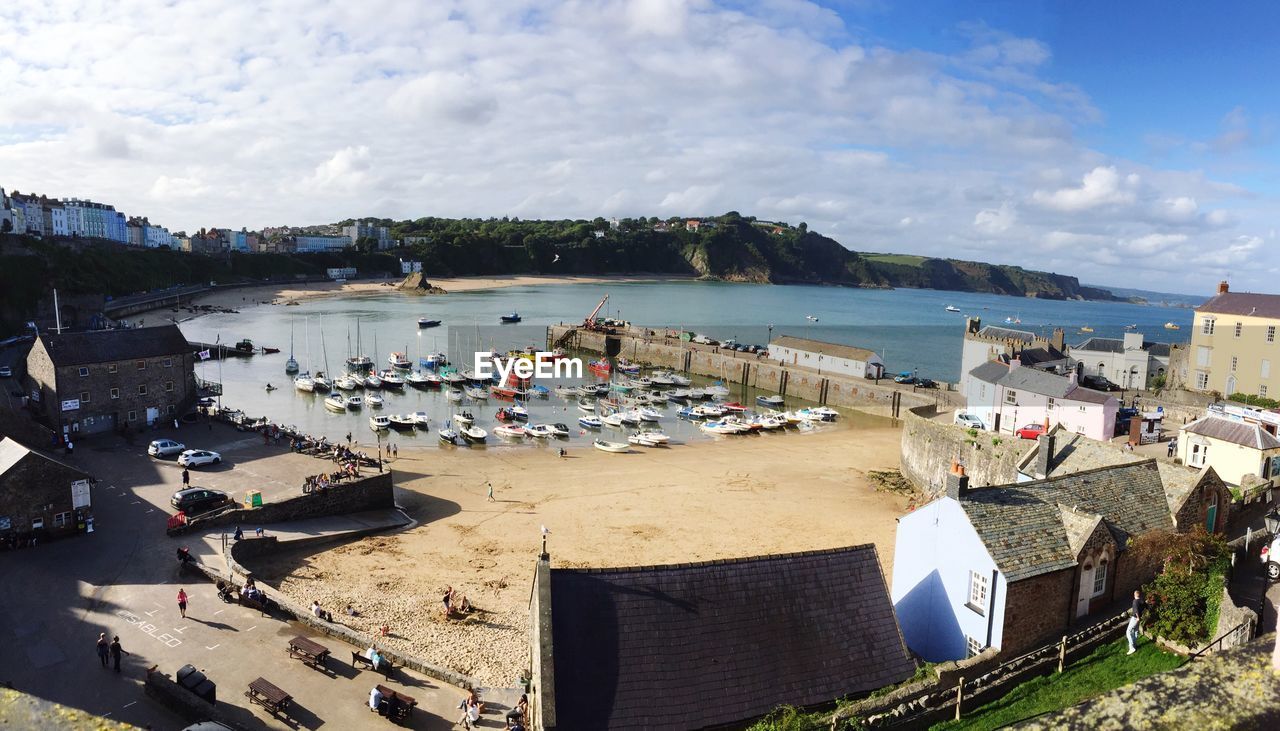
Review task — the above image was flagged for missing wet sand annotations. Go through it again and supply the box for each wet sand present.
[245,425,908,686]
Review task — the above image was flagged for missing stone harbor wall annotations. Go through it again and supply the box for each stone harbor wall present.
[900,405,1027,495]
[184,471,394,532]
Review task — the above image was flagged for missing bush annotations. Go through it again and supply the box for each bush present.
[1228,392,1280,409]
[1139,528,1231,647]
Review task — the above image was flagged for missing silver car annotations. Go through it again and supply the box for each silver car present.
[148,439,186,457]
[954,412,985,430]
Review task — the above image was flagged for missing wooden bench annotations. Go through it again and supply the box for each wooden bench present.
[287,636,330,669]
[246,677,291,715]
[375,683,417,721]
[239,593,271,615]
[351,650,394,678]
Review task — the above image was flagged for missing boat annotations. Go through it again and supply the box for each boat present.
[365,373,383,389]
[438,427,459,444]
[701,420,747,435]
[632,429,670,444]
[346,318,374,373]
[260,346,280,355]
[601,412,625,428]
[294,373,315,393]
[378,370,405,389]
[441,370,467,386]
[1004,315,1021,325]
[495,424,527,439]
[593,439,629,453]
[524,424,556,439]
[334,375,360,390]
[510,404,529,420]
[265,384,277,391]
[636,408,662,422]
[285,320,299,373]
[1124,323,1138,330]
[405,370,433,387]
[459,424,487,443]
[811,406,839,420]
[1079,326,1094,333]
[417,318,442,329]
[345,394,364,409]
[388,414,417,430]
[795,407,836,422]
[676,406,697,419]
[704,382,730,398]
[721,402,748,412]
[500,312,522,323]
[409,411,431,428]
[1165,322,1181,330]
[589,359,611,374]
[495,407,515,422]
[550,423,571,437]
[529,385,550,398]
[555,386,579,399]
[578,416,603,429]
[615,358,641,375]
[618,411,641,426]
[465,386,489,400]
[692,404,726,418]
[757,394,785,408]
[628,434,659,447]
[805,315,819,322]
[422,352,449,369]
[757,414,787,430]
[945,305,961,313]
[577,399,597,413]
[312,371,331,392]
[324,393,347,412]
[454,411,475,426]
[388,352,412,369]
[447,388,464,402]
[366,394,384,408]
[369,414,391,431]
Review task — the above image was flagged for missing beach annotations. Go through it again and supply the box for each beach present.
[243,425,909,687]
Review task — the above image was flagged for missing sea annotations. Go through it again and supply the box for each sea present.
[174,281,1192,446]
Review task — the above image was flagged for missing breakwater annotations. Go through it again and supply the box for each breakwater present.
[547,325,960,416]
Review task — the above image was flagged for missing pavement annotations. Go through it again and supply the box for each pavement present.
[0,421,500,730]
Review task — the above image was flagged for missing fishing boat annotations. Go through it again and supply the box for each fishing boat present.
[405,370,433,387]
[378,370,405,389]
[615,358,641,375]
[550,423,571,437]
[577,399,597,413]
[500,312,522,323]
[324,393,347,412]
[422,352,449,369]
[417,318,442,329]
[388,414,417,430]
[369,414,391,431]
[757,394,785,408]
[495,424,526,439]
[524,423,556,439]
[459,424,487,443]
[366,394,384,408]
[388,352,412,369]
[438,427,459,444]
[365,373,383,389]
[454,411,475,426]
[1164,322,1181,330]
[345,394,364,409]
[593,439,629,453]
[589,359,611,374]
[945,305,961,313]
[410,411,431,428]
[578,415,603,429]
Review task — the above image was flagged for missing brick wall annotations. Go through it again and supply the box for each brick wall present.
[1000,568,1075,656]
[1173,472,1230,533]
[184,471,394,531]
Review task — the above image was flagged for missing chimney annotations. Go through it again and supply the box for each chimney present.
[1034,432,1056,480]
[1009,356,1022,370]
[1218,280,1229,295]
[945,460,970,500]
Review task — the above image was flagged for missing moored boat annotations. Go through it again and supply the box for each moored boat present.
[365,373,383,389]
[417,318,442,329]
[459,424,487,443]
[550,423,571,437]
[578,415,603,429]
[345,395,364,409]
[577,399,597,413]
[438,427,459,444]
[756,394,785,408]
[324,393,347,412]
[593,439,629,453]
[500,312,522,323]
[495,424,527,439]
[378,370,405,389]
[366,394,384,408]
[410,411,431,428]
[524,424,556,438]
[388,352,412,369]
[388,414,416,430]
[294,373,315,392]
[369,414,391,431]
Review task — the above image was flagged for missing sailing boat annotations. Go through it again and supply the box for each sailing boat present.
[346,317,373,373]
[285,319,299,374]
[313,314,332,391]
[293,316,315,393]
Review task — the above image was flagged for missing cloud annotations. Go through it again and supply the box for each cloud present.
[308,146,371,188]
[1031,166,1136,212]
[973,202,1016,234]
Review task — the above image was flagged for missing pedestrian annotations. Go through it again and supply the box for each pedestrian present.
[1127,589,1146,654]
[346,431,352,445]
[233,526,243,541]
[109,636,129,672]
[487,482,495,502]
[181,468,190,487]
[173,418,179,430]
[177,588,188,618]
[95,632,110,668]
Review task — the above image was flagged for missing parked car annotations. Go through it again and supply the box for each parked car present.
[1262,536,1280,580]
[177,449,222,468]
[916,378,937,389]
[1082,375,1121,392]
[171,487,230,515]
[954,413,985,429]
[1016,423,1047,440]
[893,372,916,384]
[691,335,714,345]
[148,439,187,458]
[0,366,11,378]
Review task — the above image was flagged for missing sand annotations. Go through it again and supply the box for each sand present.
[245,425,909,687]
[188,274,695,312]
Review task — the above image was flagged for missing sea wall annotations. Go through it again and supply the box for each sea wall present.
[900,405,1027,495]
[183,471,394,532]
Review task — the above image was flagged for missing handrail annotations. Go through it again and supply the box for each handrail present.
[1189,620,1251,661]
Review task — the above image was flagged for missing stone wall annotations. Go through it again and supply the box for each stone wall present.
[1001,568,1077,657]
[184,471,393,531]
[0,445,92,542]
[900,405,1027,495]
[528,556,556,731]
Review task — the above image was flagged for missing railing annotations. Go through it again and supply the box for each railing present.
[1189,620,1254,661]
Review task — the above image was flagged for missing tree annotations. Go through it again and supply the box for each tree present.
[355,235,378,253]
[798,222,808,234]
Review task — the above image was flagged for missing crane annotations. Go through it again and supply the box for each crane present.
[583,294,610,330]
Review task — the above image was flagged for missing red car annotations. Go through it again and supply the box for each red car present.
[1016,423,1046,440]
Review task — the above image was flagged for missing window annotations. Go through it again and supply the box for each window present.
[165,381,173,392]
[167,404,176,414]
[1231,356,1238,372]
[1196,346,1211,367]
[1190,443,1209,467]
[1264,360,1272,379]
[78,367,89,377]
[136,360,146,370]
[967,570,989,614]
[163,358,173,367]
[127,410,137,421]
[1262,386,1269,398]
[1235,322,1243,338]
[1004,390,1017,405]
[1047,397,1056,410]
[110,388,120,400]
[53,511,73,528]
[1092,560,1108,596]
[79,391,90,403]
[1202,318,1215,335]
[966,635,983,658]
[138,384,148,395]
[1269,326,1276,343]
[1196,371,1210,390]
[108,363,118,374]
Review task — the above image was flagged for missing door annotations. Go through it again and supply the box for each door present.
[1076,565,1094,618]
[146,407,159,425]
[1206,503,1217,532]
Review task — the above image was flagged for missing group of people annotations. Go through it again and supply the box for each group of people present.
[456,690,527,730]
[302,470,353,492]
[368,684,407,719]
[95,633,129,672]
[311,600,334,622]
[442,586,474,618]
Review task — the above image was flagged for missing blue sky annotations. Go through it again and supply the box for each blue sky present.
[0,0,1276,294]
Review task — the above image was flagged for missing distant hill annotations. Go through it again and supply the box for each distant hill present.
[1085,284,1206,307]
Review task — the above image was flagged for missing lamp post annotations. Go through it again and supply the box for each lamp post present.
[376,429,383,473]
[1264,507,1280,537]
[767,324,773,346]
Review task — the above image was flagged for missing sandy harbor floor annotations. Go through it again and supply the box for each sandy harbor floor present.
[243,425,908,687]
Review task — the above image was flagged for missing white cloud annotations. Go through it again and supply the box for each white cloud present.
[1031,166,1136,212]
[973,203,1016,234]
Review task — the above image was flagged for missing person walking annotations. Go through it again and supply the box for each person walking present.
[177,588,188,618]
[1127,589,1146,654]
[487,482,495,502]
[181,468,190,487]
[95,633,110,668]
[109,636,129,672]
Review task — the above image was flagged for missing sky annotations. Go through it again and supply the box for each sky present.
[1,0,1277,295]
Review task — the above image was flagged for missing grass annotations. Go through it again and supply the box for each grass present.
[931,639,1185,730]
[861,252,929,267]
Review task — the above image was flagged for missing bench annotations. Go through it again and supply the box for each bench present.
[246,677,291,715]
[288,636,330,669]
[374,683,417,721]
[239,593,272,615]
[351,650,395,678]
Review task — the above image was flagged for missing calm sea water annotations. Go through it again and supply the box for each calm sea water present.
[174,281,1189,446]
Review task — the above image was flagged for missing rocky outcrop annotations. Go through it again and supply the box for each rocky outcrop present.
[396,272,447,294]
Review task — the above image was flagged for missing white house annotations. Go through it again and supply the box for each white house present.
[768,335,885,379]
[342,220,390,250]
[1178,414,1280,488]
[965,358,1118,440]
[959,318,1068,397]
[294,235,353,252]
[1071,332,1170,389]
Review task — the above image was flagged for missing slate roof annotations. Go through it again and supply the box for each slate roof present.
[1182,415,1280,450]
[970,360,1010,384]
[1197,291,1280,318]
[548,545,914,730]
[1072,337,1171,357]
[999,366,1075,398]
[1016,346,1068,365]
[961,461,1176,582]
[770,335,878,363]
[0,437,90,482]
[1069,387,1115,404]
[977,326,1035,343]
[37,326,191,367]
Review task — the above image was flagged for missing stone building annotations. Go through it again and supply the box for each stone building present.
[24,326,195,436]
[0,437,94,544]
[1072,332,1172,389]
[767,335,886,379]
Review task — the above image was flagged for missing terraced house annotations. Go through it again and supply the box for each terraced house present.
[24,326,195,437]
[1188,281,1280,398]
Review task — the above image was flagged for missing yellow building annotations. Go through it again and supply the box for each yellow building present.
[1178,415,1280,488]
[1189,281,1280,398]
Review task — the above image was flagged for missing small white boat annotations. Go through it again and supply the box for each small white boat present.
[945,305,961,313]
[409,411,431,428]
[453,411,475,426]
[459,425,487,443]
[756,395,785,408]
[701,420,747,435]
[511,404,529,420]
[692,404,726,418]
[447,388,464,401]
[577,399,597,413]
[294,374,315,393]
[524,424,556,439]
[345,395,364,409]
[555,386,579,399]
[388,414,416,430]
[388,352,412,369]
[335,375,360,390]
[618,411,641,426]
[757,414,787,430]
[366,394,384,408]
[636,408,661,422]
[550,423,571,437]
[805,315,819,322]
[811,406,839,420]
[634,429,670,444]
[593,439,629,453]
[378,370,405,389]
[495,424,527,439]
[578,416,603,429]
[324,393,347,412]
[365,374,383,389]
[601,412,625,428]
[704,383,730,398]
[465,386,489,400]
[438,428,458,444]
[369,414,391,431]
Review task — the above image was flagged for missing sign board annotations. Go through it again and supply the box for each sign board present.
[61,399,80,412]
[71,479,92,509]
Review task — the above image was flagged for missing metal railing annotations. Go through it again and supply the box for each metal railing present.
[1189,620,1253,661]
